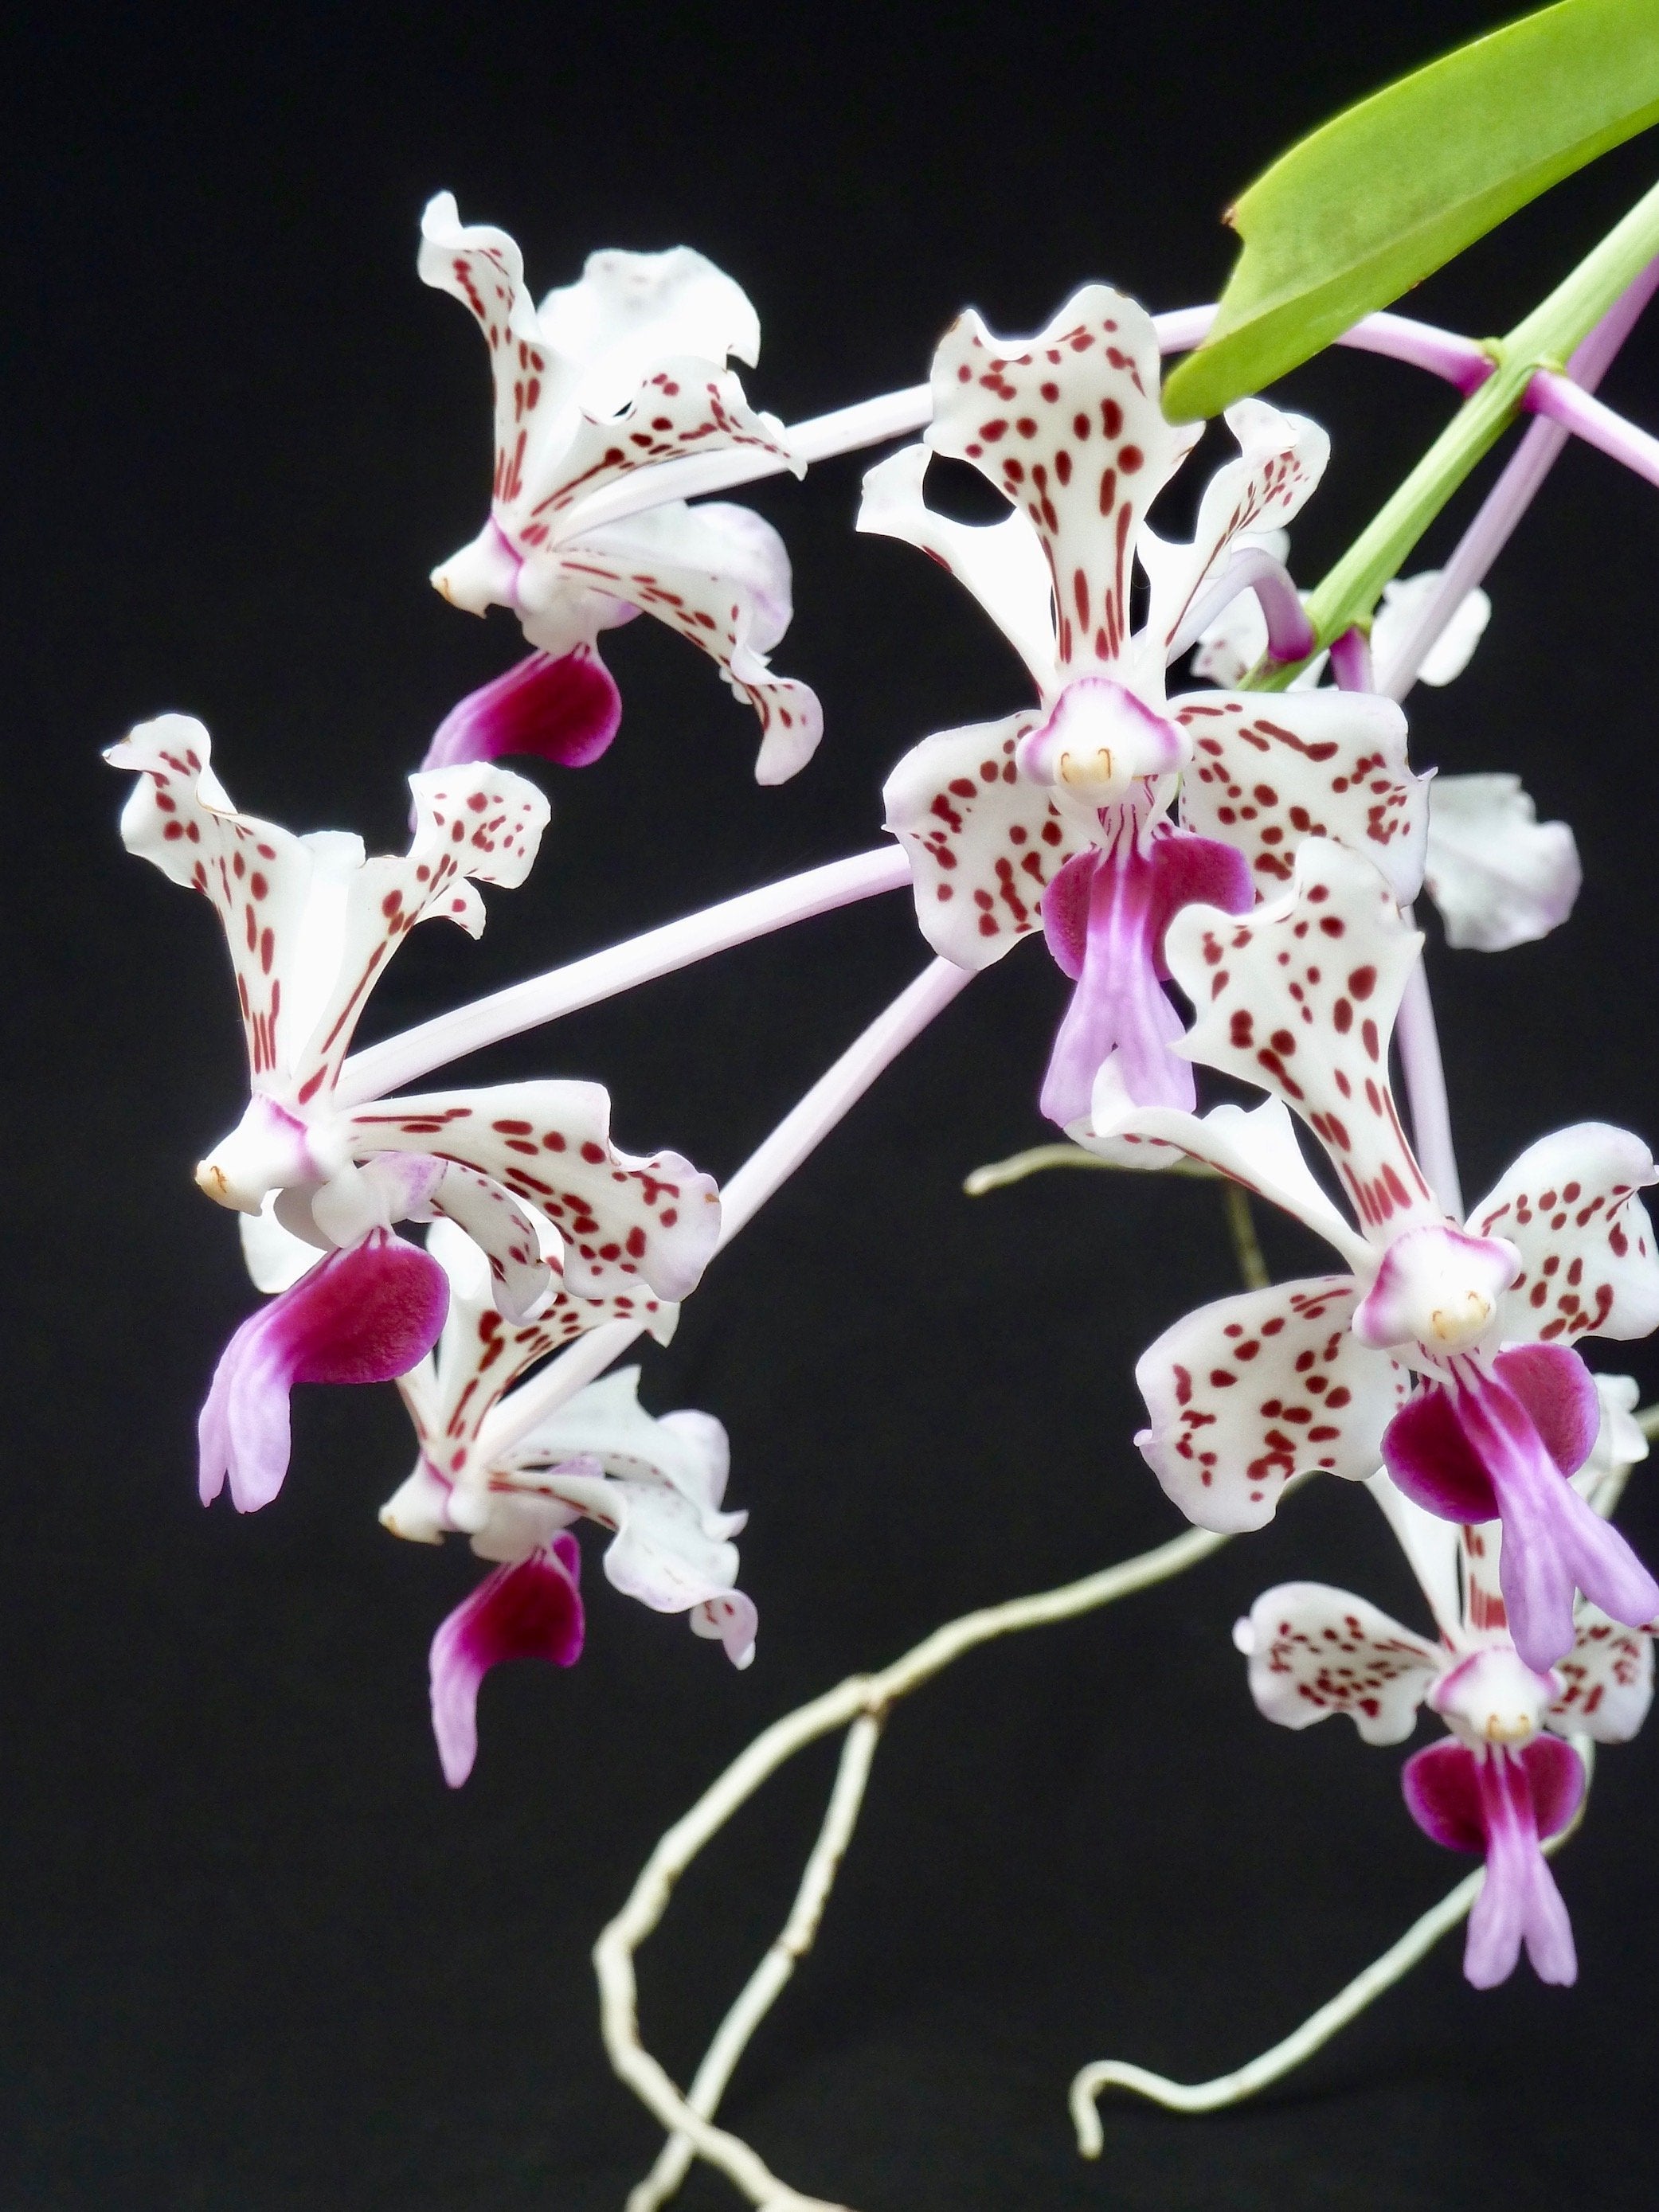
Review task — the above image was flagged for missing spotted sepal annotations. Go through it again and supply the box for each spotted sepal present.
[1235,1580,1442,1744]
[1472,1124,1659,1348]
[1173,690,1427,902]
[108,717,325,1088]
[418,193,572,529]
[881,713,1079,968]
[927,286,1194,676]
[520,359,793,538]
[283,764,548,1104]
[108,722,549,1102]
[500,1370,750,1644]
[397,1227,677,1495]
[553,509,821,784]
[1548,1604,1654,1743]
[1458,1520,1512,1641]
[1166,837,1438,1243]
[344,1081,719,1302]
[1136,1276,1410,1532]
[1142,399,1329,657]
[425,1161,550,1323]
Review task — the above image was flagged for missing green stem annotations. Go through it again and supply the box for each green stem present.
[1222,1183,1270,1292]
[1507,171,1659,365]
[1257,172,1659,684]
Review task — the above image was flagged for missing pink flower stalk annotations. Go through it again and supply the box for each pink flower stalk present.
[1085,837,1659,1669]
[863,284,1428,1124]
[420,194,820,786]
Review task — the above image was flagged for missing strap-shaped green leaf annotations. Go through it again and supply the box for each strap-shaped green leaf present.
[1164,0,1659,422]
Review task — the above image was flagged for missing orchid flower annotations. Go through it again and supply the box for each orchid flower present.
[108,717,720,1513]
[1080,835,1659,1671]
[862,286,1430,1126]
[420,193,821,787]
[1195,565,1581,954]
[1236,1385,1651,1986]
[379,1220,754,1784]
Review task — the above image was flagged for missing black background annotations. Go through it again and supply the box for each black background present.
[8,3,1659,2206]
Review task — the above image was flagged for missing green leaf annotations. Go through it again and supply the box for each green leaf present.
[1163,0,1659,421]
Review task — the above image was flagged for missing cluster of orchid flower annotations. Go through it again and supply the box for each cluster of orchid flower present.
[112,190,1658,2011]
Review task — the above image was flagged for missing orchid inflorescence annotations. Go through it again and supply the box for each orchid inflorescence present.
[109,82,1659,2206]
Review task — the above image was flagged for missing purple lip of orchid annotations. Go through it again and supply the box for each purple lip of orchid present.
[199,1233,451,1514]
[1403,1733,1583,1987]
[428,1532,585,1788]
[1383,1344,1659,1671]
[421,648,624,776]
[1038,826,1254,1127]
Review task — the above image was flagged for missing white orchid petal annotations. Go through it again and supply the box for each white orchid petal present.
[1143,398,1329,656]
[1473,1124,1659,1346]
[1077,1080,1366,1264]
[1549,1604,1654,1742]
[1135,1278,1410,1530]
[537,244,763,404]
[1174,690,1428,903]
[528,362,793,537]
[1366,1471,1465,1642]
[1238,1579,1442,1743]
[857,444,1059,693]
[1191,588,1269,687]
[346,1080,718,1310]
[882,712,1078,970]
[556,503,821,782]
[1422,773,1582,952]
[1372,572,1491,687]
[505,1366,731,1510]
